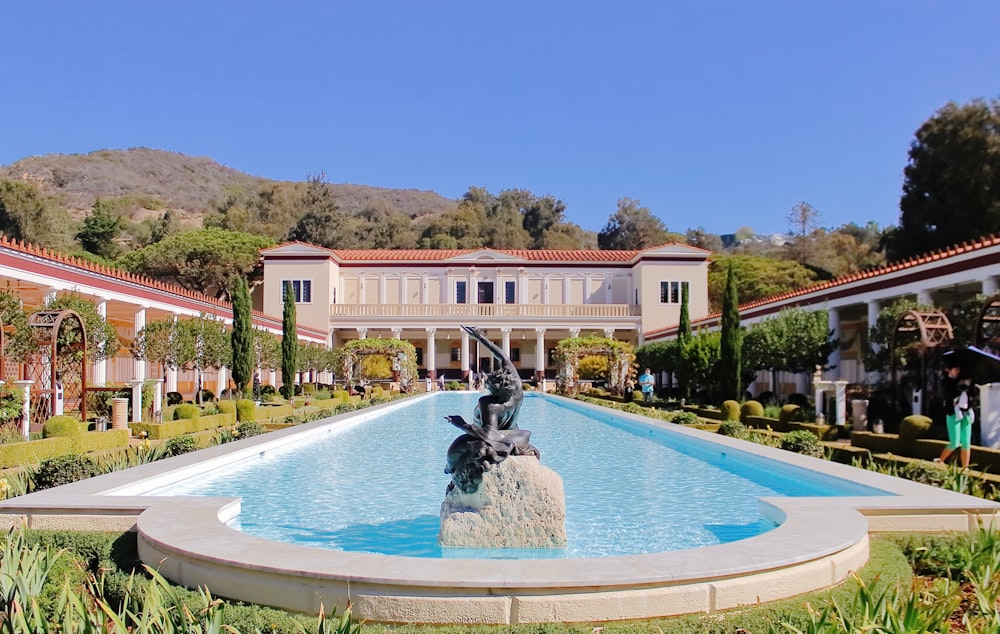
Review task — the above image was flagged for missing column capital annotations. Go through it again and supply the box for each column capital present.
[500,327,512,335]
[569,328,581,338]
[535,328,547,336]
[425,327,437,335]
[603,328,615,339]
[390,327,402,339]
[358,327,368,339]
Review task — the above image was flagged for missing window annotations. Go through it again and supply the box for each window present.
[659,281,688,304]
[456,281,467,304]
[510,348,521,363]
[505,281,516,304]
[415,347,424,366]
[282,279,312,303]
[450,347,461,362]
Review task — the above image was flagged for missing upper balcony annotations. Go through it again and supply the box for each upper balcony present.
[329,303,641,319]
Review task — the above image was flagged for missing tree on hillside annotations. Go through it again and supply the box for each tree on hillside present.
[0,179,72,247]
[76,199,124,260]
[521,193,567,249]
[281,283,297,397]
[117,228,275,299]
[539,222,598,249]
[785,201,821,265]
[598,198,680,250]
[230,276,253,397]
[889,98,1000,261]
[707,255,817,312]
[417,204,487,250]
[718,263,742,401]
[685,227,723,252]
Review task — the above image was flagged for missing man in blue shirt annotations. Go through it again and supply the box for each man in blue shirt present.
[639,368,655,403]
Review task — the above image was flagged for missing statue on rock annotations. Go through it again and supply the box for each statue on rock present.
[444,325,539,494]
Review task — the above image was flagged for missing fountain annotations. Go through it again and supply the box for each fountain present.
[439,325,567,548]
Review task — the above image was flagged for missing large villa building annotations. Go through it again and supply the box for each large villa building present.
[2,230,1000,410]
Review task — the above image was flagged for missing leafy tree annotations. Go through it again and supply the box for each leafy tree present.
[230,276,253,396]
[148,210,176,244]
[117,228,275,298]
[889,98,1000,261]
[685,227,723,252]
[132,318,190,374]
[598,198,679,250]
[76,198,124,259]
[177,314,231,404]
[718,263,742,400]
[0,179,72,247]
[357,202,418,249]
[281,283,297,396]
[207,181,307,240]
[680,330,721,400]
[41,293,119,362]
[708,255,818,312]
[538,221,598,249]
[417,204,486,250]
[744,308,837,391]
[0,287,37,361]
[807,225,886,278]
[520,193,566,249]
[252,327,282,373]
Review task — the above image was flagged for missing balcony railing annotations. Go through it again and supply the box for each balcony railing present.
[330,303,641,318]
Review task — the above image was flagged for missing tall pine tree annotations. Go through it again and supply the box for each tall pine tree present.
[230,276,253,397]
[281,283,298,398]
[719,263,742,401]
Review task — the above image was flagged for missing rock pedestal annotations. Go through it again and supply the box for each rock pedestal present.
[439,455,567,549]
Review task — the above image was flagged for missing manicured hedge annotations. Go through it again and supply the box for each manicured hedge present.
[0,437,73,469]
[129,412,236,440]
[77,429,131,453]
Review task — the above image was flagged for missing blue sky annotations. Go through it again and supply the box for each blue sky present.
[3,1,998,236]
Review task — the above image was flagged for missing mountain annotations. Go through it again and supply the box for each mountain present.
[0,147,458,227]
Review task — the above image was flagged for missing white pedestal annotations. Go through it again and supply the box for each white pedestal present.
[979,383,1000,449]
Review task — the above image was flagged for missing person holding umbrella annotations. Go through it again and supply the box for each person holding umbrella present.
[937,357,975,468]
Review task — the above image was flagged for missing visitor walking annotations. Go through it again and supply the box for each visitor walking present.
[639,368,655,403]
[938,360,974,468]
[437,373,446,391]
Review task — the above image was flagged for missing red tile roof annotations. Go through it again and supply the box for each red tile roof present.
[265,242,709,262]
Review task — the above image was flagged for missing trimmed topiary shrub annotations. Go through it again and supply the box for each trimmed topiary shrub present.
[718,420,747,437]
[216,400,236,417]
[41,416,82,445]
[200,389,215,403]
[780,430,824,457]
[235,421,265,438]
[899,415,934,445]
[779,404,804,424]
[173,404,200,421]
[721,400,741,422]
[166,391,183,406]
[740,400,765,421]
[32,454,100,490]
[235,399,256,422]
[163,434,198,457]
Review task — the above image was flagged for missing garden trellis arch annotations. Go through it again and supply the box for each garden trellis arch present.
[975,293,1000,353]
[888,310,952,418]
[336,338,418,391]
[27,309,89,424]
[554,335,635,396]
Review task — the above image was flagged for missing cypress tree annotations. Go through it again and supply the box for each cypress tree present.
[678,282,691,343]
[230,276,253,397]
[281,283,298,398]
[719,263,742,401]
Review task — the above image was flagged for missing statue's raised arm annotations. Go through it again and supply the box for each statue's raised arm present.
[462,325,524,431]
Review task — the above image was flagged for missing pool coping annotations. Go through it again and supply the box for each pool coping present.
[3,393,999,624]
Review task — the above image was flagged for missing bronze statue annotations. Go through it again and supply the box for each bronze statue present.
[444,326,539,493]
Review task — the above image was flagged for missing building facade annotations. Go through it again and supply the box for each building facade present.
[260,242,711,381]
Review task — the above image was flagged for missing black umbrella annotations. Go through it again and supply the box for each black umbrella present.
[942,346,1000,385]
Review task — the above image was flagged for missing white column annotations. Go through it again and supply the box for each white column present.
[604,275,613,304]
[562,275,570,305]
[534,328,546,380]
[501,327,511,358]
[94,299,108,386]
[133,308,147,382]
[129,379,144,423]
[569,327,580,339]
[267,369,277,387]
[916,289,933,306]
[584,274,593,303]
[426,328,437,377]
[378,274,387,305]
[400,276,407,304]
[543,275,550,305]
[15,380,32,441]
[603,327,615,339]
[460,329,470,377]
[42,288,58,305]
[359,276,367,303]
[421,274,429,304]
[826,308,841,380]
[391,327,402,340]
[153,379,164,422]
[166,366,178,393]
[217,366,227,397]
[518,268,527,304]
[358,327,368,340]
[469,268,478,305]
[983,277,999,297]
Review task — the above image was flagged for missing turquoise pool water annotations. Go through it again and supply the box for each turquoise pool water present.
[150,393,889,559]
